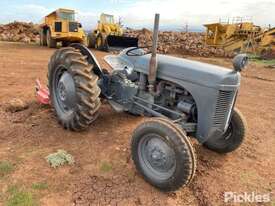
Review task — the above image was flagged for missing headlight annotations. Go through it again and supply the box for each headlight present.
[233,54,248,72]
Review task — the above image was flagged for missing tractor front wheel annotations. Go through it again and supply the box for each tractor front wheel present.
[95,34,108,51]
[131,118,196,191]
[48,47,101,131]
[87,33,96,48]
[203,108,247,153]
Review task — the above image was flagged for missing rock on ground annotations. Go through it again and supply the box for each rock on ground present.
[4,98,29,113]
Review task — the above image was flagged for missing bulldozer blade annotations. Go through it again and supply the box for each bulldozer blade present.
[106,35,138,50]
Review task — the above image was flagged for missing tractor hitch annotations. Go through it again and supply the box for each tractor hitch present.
[35,79,50,105]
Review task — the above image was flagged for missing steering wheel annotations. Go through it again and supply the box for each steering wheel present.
[126,47,152,56]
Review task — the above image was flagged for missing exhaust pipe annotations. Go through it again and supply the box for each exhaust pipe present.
[148,14,160,94]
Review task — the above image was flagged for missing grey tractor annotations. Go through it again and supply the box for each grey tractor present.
[47,14,248,191]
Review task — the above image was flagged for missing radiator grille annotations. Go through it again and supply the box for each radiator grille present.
[54,22,62,32]
[69,22,78,32]
[213,90,235,128]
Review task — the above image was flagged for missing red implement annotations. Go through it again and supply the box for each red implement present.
[35,79,50,105]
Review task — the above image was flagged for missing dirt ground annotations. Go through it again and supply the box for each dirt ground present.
[0,42,274,206]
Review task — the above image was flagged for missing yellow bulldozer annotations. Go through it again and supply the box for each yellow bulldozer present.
[39,8,86,48]
[87,13,138,51]
[204,19,275,59]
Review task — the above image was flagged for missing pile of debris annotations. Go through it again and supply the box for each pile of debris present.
[0,21,233,57]
[125,28,232,57]
[0,21,40,43]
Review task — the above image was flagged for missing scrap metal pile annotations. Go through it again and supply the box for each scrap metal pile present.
[0,21,40,43]
[124,28,231,57]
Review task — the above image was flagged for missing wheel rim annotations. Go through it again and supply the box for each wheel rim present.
[138,134,176,181]
[53,66,77,114]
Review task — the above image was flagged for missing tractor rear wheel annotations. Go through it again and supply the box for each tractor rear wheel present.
[203,108,247,153]
[47,30,57,48]
[131,118,196,191]
[48,47,101,131]
[40,30,47,46]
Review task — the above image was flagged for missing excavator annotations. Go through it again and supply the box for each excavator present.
[204,19,275,59]
[87,13,138,51]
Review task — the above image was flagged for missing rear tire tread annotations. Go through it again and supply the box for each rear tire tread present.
[48,47,101,131]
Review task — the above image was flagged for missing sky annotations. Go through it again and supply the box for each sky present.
[0,0,274,31]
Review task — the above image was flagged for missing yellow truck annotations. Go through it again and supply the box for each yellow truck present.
[87,13,138,51]
[39,8,86,48]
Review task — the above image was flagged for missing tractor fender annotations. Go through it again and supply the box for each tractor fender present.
[70,43,104,77]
